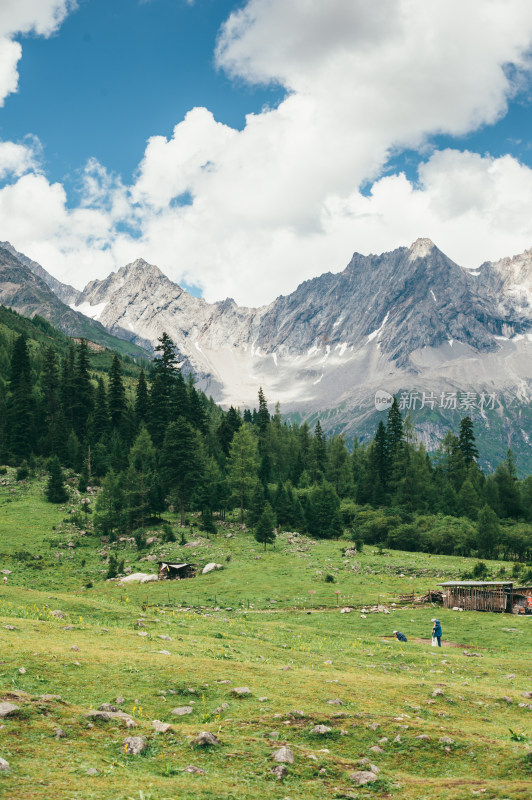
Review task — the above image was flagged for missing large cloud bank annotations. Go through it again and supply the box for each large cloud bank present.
[2,0,532,304]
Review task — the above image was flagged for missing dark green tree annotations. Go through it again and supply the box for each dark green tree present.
[458,416,479,466]
[476,503,500,559]
[160,417,203,526]
[108,354,126,431]
[45,455,68,503]
[254,502,276,550]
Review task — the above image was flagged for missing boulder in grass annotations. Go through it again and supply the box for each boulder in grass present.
[0,758,10,772]
[51,610,65,618]
[271,765,288,780]
[123,736,147,755]
[172,706,193,717]
[202,563,222,575]
[0,703,19,718]
[152,720,174,734]
[370,745,385,754]
[84,710,135,726]
[439,736,454,745]
[185,765,206,774]
[231,687,251,698]
[192,731,220,747]
[273,746,294,764]
[349,770,378,786]
[311,724,332,735]
[39,695,62,702]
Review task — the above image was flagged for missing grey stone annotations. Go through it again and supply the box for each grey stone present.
[185,765,206,774]
[0,758,10,771]
[271,765,288,780]
[273,746,294,764]
[153,720,174,733]
[311,724,332,735]
[349,770,378,785]
[172,706,193,716]
[123,736,147,755]
[0,702,19,718]
[193,731,220,747]
[231,686,251,697]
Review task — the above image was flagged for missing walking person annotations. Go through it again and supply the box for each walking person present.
[432,618,442,647]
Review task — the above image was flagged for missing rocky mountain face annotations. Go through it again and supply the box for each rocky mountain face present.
[0,245,148,359]
[3,237,532,469]
[0,241,81,306]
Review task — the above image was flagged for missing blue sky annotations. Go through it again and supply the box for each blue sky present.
[1,0,284,196]
[1,1,532,305]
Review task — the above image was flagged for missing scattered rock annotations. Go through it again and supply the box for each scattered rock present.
[193,731,220,747]
[18,667,26,675]
[98,703,120,712]
[501,696,513,704]
[231,687,251,698]
[54,728,66,738]
[439,736,454,744]
[264,731,280,740]
[340,607,352,614]
[0,702,19,718]
[158,635,172,641]
[51,610,65,618]
[4,625,15,631]
[0,758,10,772]
[311,724,332,735]
[137,631,148,637]
[119,573,158,584]
[123,736,147,755]
[327,698,343,706]
[349,770,378,785]
[215,702,230,713]
[152,720,174,734]
[116,696,125,705]
[158,650,171,655]
[185,765,205,774]
[290,709,306,718]
[39,695,62,702]
[202,563,222,575]
[86,767,99,776]
[273,746,294,764]
[272,764,288,780]
[370,745,385,754]
[172,706,193,716]
[84,710,135,726]
[71,645,79,652]
[432,689,444,697]
[415,734,430,740]
[522,691,532,699]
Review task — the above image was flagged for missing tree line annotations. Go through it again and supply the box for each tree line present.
[1,328,531,563]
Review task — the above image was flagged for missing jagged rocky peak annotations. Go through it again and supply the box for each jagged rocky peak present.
[408,237,436,260]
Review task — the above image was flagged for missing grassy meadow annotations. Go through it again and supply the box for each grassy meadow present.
[0,468,531,800]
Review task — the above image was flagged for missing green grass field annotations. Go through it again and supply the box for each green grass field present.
[0,469,531,800]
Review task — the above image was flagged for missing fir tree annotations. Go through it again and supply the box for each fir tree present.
[72,339,94,438]
[91,377,109,442]
[7,335,34,459]
[108,354,126,431]
[134,369,149,426]
[459,416,479,466]
[45,455,68,503]
[160,417,203,526]
[476,504,500,559]
[228,423,260,523]
[254,502,276,550]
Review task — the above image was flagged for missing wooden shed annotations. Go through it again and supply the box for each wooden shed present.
[158,562,197,580]
[438,581,514,613]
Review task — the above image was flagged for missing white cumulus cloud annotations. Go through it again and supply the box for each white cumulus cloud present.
[4,0,532,305]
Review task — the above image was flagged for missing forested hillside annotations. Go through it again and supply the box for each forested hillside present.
[1,306,531,566]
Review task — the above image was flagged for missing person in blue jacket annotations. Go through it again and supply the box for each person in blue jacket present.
[432,618,442,647]
[393,630,407,642]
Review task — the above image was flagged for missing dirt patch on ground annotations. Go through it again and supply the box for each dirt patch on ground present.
[381,636,478,648]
